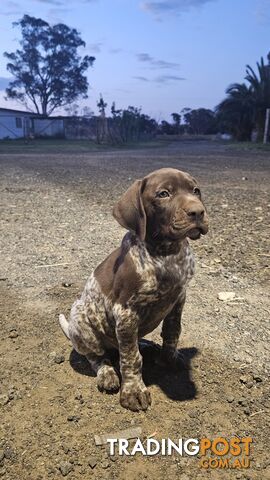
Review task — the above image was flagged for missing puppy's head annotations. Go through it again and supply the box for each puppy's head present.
[113,168,209,242]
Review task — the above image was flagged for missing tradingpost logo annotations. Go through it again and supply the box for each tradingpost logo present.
[107,436,252,470]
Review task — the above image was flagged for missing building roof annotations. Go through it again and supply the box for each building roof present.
[0,107,96,120]
[0,107,37,115]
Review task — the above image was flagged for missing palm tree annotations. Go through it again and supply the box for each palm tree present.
[216,83,255,141]
[245,56,270,140]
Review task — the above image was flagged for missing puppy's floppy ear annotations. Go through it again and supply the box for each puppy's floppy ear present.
[113,179,146,240]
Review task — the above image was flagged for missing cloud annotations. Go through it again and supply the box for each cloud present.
[0,77,13,90]
[141,0,215,17]
[0,0,98,14]
[255,0,270,25]
[33,0,64,5]
[154,74,185,83]
[133,76,150,82]
[32,0,97,4]
[87,42,103,53]
[137,52,180,69]
[109,48,123,55]
[0,0,22,15]
[133,74,185,83]
[109,48,123,54]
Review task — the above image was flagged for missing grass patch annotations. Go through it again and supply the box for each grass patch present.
[0,138,168,154]
[226,141,270,151]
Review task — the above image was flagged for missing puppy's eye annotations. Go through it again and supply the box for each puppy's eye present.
[157,190,170,198]
[193,187,201,196]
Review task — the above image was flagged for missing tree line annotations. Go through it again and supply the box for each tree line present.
[3,15,270,143]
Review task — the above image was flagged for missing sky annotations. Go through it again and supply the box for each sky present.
[0,0,269,120]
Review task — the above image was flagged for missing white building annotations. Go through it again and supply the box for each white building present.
[0,107,34,139]
[0,107,65,139]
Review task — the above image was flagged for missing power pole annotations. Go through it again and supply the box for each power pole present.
[263,108,270,144]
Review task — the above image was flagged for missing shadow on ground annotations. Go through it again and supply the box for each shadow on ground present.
[69,340,198,402]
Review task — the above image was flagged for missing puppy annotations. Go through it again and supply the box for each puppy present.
[59,168,209,411]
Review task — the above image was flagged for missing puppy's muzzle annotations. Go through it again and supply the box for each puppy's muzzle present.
[186,206,208,236]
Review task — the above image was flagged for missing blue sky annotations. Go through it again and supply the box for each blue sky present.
[0,0,269,120]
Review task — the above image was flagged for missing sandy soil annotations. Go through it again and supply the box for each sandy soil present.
[0,139,269,480]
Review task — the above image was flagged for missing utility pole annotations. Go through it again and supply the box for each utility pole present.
[263,108,270,144]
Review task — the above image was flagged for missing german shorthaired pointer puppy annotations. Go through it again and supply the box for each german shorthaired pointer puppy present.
[59,168,209,411]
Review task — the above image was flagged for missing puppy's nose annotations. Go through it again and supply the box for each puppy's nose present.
[187,207,205,222]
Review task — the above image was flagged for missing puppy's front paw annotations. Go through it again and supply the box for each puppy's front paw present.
[97,365,120,393]
[120,380,151,411]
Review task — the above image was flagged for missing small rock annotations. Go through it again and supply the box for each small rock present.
[62,445,70,454]
[62,282,72,288]
[238,398,248,407]
[4,448,14,460]
[88,456,97,469]
[218,291,236,301]
[100,460,110,469]
[0,395,9,406]
[67,415,80,422]
[75,393,84,404]
[253,374,262,383]
[54,355,65,364]
[59,461,73,476]
[240,375,249,384]
[47,466,56,475]
[226,395,234,403]
[8,387,18,400]
[9,331,19,339]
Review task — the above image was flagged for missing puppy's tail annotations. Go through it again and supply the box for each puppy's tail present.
[59,314,70,340]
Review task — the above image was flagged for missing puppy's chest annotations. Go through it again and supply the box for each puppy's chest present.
[154,252,194,294]
[131,246,195,306]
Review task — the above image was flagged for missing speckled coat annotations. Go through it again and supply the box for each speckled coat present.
[68,231,194,353]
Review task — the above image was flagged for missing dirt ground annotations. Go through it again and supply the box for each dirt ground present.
[0,139,269,480]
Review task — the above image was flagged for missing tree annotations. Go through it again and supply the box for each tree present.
[64,103,79,117]
[108,102,157,144]
[216,53,270,142]
[81,106,94,118]
[182,108,217,134]
[216,83,254,141]
[159,120,176,135]
[4,15,95,115]
[96,94,108,143]
[171,112,181,133]
[245,56,270,140]
[97,94,107,115]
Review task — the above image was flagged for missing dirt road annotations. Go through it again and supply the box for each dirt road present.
[0,140,269,479]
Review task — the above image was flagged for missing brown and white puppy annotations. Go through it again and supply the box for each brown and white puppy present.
[59,168,209,411]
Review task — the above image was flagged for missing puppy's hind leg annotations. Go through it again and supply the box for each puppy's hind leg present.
[66,299,120,393]
[86,352,120,394]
